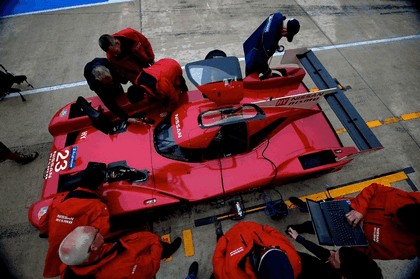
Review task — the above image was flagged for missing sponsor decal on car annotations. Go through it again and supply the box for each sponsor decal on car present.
[79,130,88,140]
[175,113,182,138]
[69,146,78,169]
[38,206,48,220]
[44,146,78,179]
[59,109,68,117]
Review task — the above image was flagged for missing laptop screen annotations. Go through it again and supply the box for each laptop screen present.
[306,199,334,245]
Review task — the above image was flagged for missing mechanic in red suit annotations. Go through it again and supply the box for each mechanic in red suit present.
[212,221,302,279]
[288,183,420,260]
[128,58,188,109]
[99,28,155,83]
[345,183,420,260]
[58,226,181,279]
[38,166,110,278]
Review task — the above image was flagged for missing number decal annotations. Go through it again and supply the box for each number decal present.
[54,150,70,172]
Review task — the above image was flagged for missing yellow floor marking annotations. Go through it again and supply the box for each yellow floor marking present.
[383,117,400,124]
[335,111,420,134]
[285,171,408,207]
[161,234,173,262]
[401,112,420,121]
[182,229,195,257]
[366,120,382,128]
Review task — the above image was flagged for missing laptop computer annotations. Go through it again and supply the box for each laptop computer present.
[306,199,368,247]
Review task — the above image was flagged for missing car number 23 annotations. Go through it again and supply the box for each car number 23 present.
[54,150,70,172]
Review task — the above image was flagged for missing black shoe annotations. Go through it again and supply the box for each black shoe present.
[287,221,315,234]
[289,196,308,212]
[188,261,198,278]
[7,88,21,93]
[16,152,39,165]
[13,75,27,84]
[215,221,224,241]
[161,237,182,259]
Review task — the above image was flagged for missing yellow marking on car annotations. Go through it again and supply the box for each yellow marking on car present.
[285,171,408,207]
[182,229,195,257]
[335,111,420,134]
[161,234,173,262]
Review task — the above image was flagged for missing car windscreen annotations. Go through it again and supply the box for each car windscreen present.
[185,56,243,87]
[154,116,249,162]
[154,116,205,162]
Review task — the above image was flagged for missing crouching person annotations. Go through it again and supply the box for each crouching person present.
[129,58,188,110]
[212,221,301,279]
[84,58,144,124]
[59,226,182,279]
[38,166,109,278]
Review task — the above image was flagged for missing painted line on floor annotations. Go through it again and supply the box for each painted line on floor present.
[335,112,420,134]
[4,34,420,100]
[4,81,89,98]
[0,0,131,18]
[182,229,195,257]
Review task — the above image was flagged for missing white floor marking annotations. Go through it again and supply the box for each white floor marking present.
[4,34,420,99]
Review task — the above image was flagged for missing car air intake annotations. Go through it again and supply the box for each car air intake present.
[298,150,336,170]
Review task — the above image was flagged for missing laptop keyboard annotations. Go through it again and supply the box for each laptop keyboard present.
[322,202,355,246]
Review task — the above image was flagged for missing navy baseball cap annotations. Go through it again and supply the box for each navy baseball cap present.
[258,249,294,279]
[286,18,300,42]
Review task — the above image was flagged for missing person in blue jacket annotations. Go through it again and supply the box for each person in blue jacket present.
[243,12,300,78]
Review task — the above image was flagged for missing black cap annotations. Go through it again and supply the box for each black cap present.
[286,18,300,42]
[258,249,294,279]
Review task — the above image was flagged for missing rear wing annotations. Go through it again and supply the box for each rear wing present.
[296,50,383,151]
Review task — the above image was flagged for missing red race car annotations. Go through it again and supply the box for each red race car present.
[28,21,382,229]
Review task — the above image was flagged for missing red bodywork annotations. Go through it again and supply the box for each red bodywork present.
[28,57,359,229]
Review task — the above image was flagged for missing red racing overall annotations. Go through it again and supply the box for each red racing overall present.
[213,221,302,279]
[350,183,420,259]
[63,231,163,279]
[108,27,155,82]
[135,58,184,106]
[39,188,110,277]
